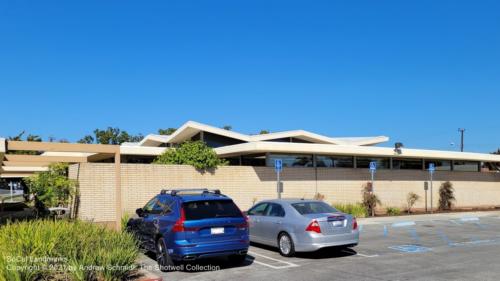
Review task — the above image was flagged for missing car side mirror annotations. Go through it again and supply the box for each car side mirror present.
[136,208,144,217]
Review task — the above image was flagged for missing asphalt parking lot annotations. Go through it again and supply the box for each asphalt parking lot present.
[138,212,500,281]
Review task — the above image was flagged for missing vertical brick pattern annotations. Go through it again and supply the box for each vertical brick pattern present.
[73,164,500,223]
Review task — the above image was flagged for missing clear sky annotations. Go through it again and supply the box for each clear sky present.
[0,0,499,152]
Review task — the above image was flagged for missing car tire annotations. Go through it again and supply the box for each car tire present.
[229,254,247,265]
[156,237,175,272]
[278,233,295,257]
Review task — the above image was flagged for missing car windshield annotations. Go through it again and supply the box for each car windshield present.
[292,202,338,215]
[183,200,242,220]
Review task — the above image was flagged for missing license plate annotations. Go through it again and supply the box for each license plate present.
[211,227,224,235]
[331,221,344,227]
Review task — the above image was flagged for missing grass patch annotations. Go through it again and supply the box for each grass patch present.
[333,203,367,218]
[0,220,139,281]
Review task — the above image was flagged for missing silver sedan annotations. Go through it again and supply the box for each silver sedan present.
[247,199,359,256]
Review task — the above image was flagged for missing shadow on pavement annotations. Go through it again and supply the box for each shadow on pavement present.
[143,251,254,273]
[250,242,356,259]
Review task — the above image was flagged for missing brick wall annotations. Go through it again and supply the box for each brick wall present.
[69,163,500,224]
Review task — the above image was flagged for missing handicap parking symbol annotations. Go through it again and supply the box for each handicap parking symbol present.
[388,245,431,253]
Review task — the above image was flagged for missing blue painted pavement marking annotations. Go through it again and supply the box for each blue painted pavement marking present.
[460,217,479,222]
[437,230,455,247]
[408,228,421,245]
[391,221,416,228]
[383,225,388,237]
[359,224,363,232]
[389,245,432,253]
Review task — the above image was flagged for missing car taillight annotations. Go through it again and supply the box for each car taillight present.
[172,208,186,232]
[305,219,321,233]
[352,217,358,230]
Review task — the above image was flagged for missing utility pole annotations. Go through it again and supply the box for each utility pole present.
[458,128,465,152]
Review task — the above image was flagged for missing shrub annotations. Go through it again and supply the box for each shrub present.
[362,183,381,217]
[24,163,76,208]
[406,192,420,214]
[386,207,402,216]
[0,220,138,281]
[153,140,228,170]
[334,203,368,218]
[313,192,325,201]
[439,181,455,210]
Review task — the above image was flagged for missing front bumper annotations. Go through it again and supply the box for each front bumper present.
[293,230,359,252]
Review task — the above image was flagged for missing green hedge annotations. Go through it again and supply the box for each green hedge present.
[0,220,139,281]
[333,203,368,218]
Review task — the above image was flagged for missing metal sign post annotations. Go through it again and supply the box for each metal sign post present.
[8,182,14,202]
[428,163,435,214]
[424,181,429,212]
[274,159,283,199]
[369,161,377,192]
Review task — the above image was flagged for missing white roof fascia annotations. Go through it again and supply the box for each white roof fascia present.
[165,121,250,144]
[214,142,500,162]
[120,146,167,156]
[1,166,49,172]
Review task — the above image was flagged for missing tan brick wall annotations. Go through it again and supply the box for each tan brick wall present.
[70,164,500,223]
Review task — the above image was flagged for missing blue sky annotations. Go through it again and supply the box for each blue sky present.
[0,0,499,152]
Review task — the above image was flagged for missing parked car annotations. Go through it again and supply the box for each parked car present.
[247,199,359,257]
[126,189,249,271]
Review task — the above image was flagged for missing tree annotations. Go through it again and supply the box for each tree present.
[153,141,227,170]
[8,131,42,155]
[24,163,77,209]
[78,135,94,144]
[78,127,143,144]
[493,149,500,155]
[406,192,420,214]
[222,125,232,131]
[259,130,270,134]
[158,128,177,135]
[438,181,455,210]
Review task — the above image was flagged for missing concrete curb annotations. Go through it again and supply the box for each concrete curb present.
[358,210,500,225]
[136,269,163,281]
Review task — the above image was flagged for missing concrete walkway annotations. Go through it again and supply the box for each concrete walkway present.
[358,210,500,225]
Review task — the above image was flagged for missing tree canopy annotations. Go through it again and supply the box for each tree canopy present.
[158,128,177,135]
[78,127,143,144]
[153,141,227,169]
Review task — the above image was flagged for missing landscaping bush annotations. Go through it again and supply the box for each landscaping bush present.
[406,192,420,214]
[334,203,368,218]
[362,183,381,217]
[153,140,228,170]
[0,220,138,281]
[439,181,455,210]
[385,207,402,216]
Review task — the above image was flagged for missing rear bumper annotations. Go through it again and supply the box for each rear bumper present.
[293,230,359,252]
[171,239,249,261]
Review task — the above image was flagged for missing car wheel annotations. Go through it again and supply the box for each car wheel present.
[278,233,295,257]
[229,254,247,264]
[156,237,175,272]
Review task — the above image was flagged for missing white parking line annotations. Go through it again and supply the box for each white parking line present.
[248,251,299,269]
[341,249,379,258]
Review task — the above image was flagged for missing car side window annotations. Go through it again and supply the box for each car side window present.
[143,196,159,213]
[267,203,285,217]
[247,203,268,216]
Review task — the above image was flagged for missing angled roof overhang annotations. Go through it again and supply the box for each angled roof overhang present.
[214,141,500,162]
[136,121,389,147]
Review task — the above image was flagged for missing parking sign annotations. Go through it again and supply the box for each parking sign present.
[274,159,282,173]
[428,163,435,173]
[369,161,377,171]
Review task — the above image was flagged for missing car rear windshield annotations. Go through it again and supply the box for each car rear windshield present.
[292,202,338,215]
[182,200,242,220]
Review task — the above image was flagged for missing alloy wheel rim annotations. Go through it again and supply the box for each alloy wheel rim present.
[279,235,291,254]
[157,241,165,265]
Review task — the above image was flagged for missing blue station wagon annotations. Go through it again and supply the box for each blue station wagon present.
[126,189,249,271]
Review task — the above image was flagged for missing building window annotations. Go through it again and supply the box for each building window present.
[392,158,423,170]
[242,154,266,166]
[424,160,451,171]
[453,161,479,172]
[268,154,314,167]
[315,155,354,168]
[356,157,390,169]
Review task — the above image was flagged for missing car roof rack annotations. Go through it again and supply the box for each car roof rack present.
[160,188,224,197]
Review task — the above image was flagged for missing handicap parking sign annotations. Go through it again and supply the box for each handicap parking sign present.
[428,163,435,173]
[369,161,377,171]
[274,159,282,173]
